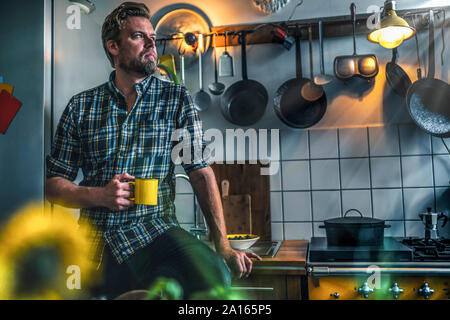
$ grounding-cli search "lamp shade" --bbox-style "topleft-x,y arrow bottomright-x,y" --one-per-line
368,8 -> 415,49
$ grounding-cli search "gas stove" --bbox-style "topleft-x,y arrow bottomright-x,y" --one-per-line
402,237 -> 450,262
307,237 -> 450,300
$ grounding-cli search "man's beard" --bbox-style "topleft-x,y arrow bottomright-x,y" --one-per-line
119,52 -> 157,76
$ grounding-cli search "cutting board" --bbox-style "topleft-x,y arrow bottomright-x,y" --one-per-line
221,180 -> 252,235
212,163 -> 271,241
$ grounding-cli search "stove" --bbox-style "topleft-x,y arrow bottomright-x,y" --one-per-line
307,237 -> 450,300
402,237 -> 450,262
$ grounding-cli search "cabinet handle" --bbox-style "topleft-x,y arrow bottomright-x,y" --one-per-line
231,286 -> 274,291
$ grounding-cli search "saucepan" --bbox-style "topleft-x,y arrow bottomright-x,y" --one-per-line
319,209 -> 391,246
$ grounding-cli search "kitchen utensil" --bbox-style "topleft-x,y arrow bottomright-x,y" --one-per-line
386,47 -> 412,97
301,25 -> 324,101
406,10 -> 450,138
314,20 -> 333,85
221,180 -> 252,235
319,209 -> 391,246
211,163 -> 271,241
193,35 -> 212,112
273,26 -> 327,129
0,90 -> 23,134
419,207 -> 449,241
413,22 -> 422,80
179,50 -> 186,85
220,31 -> 268,126
334,3 -> 379,80
218,32 -> 234,77
208,33 -> 225,95
227,234 -> 260,250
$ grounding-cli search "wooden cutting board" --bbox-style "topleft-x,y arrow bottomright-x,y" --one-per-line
221,180 -> 252,235
212,163 -> 271,241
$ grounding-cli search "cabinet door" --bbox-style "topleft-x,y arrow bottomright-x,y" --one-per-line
232,275 -> 302,300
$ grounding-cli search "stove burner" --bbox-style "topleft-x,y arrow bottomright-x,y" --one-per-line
401,237 -> 450,261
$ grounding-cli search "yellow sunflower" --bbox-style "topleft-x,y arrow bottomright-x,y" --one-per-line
0,202 -> 96,300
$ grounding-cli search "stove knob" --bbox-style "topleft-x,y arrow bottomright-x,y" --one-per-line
418,283 -> 434,300
358,282 -> 374,299
389,283 -> 404,299
333,292 -> 339,299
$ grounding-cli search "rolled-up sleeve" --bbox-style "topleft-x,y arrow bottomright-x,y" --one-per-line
46,98 -> 82,181
176,86 -> 211,175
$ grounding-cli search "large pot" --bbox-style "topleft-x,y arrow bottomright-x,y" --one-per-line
319,209 -> 391,246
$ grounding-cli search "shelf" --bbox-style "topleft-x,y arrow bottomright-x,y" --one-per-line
209,6 -> 450,47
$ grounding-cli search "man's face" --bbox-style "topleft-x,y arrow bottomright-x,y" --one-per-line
115,16 -> 158,76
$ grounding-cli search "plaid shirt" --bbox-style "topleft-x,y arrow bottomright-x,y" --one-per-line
46,71 -> 210,266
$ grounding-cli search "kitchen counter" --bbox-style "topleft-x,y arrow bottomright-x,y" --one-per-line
233,240 -> 308,299
252,240 -> 308,275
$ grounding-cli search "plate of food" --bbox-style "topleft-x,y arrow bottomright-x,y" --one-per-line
227,234 -> 260,250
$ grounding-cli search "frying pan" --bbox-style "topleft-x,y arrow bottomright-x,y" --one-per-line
406,10 -> 450,138
334,3 -> 379,81
220,31 -> 268,126
273,27 -> 327,129
386,48 -> 412,97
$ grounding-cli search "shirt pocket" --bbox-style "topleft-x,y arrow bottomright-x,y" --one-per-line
137,119 -> 174,157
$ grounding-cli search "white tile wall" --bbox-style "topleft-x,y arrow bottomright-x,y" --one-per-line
175,124 -> 448,242
285,222 -> 312,240
433,155 -> 450,187
282,160 -> 310,190
339,128 -> 369,158
270,192 -> 283,222
311,191 -> 341,221
399,124 -> 432,155
309,129 -> 338,159
283,192 -> 311,221
310,159 -> 340,190
280,129 -> 309,160
372,189 -> 404,220
340,158 -> 370,189
403,188 -> 435,220
371,157 -> 402,188
369,126 -> 400,156
341,190 -> 372,217
401,156 -> 434,187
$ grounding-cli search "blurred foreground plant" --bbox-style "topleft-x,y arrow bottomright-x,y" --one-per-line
0,202 -> 95,299
144,277 -> 247,300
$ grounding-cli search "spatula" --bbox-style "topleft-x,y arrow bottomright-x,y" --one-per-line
219,32 -> 235,77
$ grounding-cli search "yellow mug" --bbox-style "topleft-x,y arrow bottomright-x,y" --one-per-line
128,178 -> 158,205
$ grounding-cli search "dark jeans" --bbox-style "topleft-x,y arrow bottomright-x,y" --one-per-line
89,227 -> 231,299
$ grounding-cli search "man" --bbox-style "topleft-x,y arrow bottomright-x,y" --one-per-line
45,2 -> 260,299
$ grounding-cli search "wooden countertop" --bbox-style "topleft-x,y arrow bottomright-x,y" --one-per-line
252,240 -> 309,275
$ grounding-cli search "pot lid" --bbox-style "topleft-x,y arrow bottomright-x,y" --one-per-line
324,209 -> 385,225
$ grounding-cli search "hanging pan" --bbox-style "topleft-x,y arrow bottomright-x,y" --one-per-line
220,31 -> 268,126
386,47 -> 412,97
273,26 -> 327,129
406,10 -> 450,138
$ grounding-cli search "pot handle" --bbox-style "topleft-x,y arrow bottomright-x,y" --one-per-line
344,208 -> 363,218
318,225 -> 325,228
384,224 -> 391,229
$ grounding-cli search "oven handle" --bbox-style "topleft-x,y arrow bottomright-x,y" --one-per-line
309,266 -> 450,276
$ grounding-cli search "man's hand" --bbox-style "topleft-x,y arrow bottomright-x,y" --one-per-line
100,173 -> 135,211
219,247 -> 262,279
